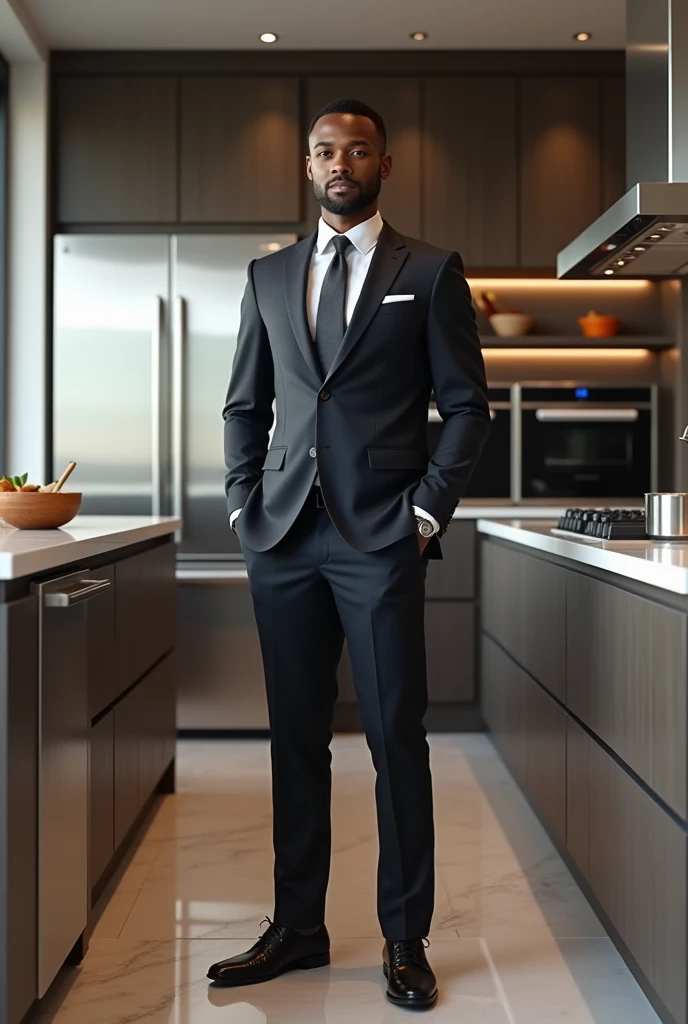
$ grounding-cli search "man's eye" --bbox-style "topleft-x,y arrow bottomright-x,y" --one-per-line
317,151 -> 331,158
352,150 -> 365,157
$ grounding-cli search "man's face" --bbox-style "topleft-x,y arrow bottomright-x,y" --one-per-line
307,113 -> 391,216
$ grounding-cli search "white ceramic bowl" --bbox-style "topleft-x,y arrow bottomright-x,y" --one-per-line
489,313 -> 535,337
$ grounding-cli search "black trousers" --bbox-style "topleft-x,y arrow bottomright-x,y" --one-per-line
241,499 -> 435,941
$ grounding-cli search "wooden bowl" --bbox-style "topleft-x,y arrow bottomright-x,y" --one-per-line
0,491 -> 82,529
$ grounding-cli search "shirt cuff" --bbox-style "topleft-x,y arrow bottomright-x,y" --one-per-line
229,508 -> 242,529
412,506 -> 440,536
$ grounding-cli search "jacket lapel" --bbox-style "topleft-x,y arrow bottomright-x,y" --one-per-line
325,222 -> 409,383
284,230 -> 322,383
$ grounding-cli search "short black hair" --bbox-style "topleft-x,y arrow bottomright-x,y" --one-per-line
307,99 -> 387,152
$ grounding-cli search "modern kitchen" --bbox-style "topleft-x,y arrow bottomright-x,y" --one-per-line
1,0 -> 687,1021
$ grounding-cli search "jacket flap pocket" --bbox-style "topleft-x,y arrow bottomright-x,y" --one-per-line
368,447 -> 426,470
262,446 -> 287,470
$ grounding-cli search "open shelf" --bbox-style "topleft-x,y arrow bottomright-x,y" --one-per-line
479,335 -> 674,349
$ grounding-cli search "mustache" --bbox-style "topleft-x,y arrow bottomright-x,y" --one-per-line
327,177 -> 360,188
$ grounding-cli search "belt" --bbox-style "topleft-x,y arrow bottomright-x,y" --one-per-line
305,485 -> 328,509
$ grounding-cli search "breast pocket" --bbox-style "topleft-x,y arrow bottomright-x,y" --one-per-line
375,301 -> 417,318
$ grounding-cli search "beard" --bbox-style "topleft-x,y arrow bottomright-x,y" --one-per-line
312,172 -> 382,215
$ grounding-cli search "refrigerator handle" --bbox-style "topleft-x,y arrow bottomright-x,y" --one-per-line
172,295 -> 186,543
151,295 -> 164,517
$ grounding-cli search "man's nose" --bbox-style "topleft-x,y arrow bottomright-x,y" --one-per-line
331,156 -> 352,175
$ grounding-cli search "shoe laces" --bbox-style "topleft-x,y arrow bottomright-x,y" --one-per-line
258,916 -> 285,946
391,937 -> 430,969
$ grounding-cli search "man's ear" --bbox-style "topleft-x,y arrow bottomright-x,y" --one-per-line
306,155 -> 313,181
380,154 -> 392,181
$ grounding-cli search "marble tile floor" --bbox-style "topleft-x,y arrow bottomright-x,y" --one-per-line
37,735 -> 661,1023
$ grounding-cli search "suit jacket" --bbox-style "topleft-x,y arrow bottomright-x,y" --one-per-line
222,221 -> 491,560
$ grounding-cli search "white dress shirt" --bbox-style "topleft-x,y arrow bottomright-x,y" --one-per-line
230,211 -> 439,536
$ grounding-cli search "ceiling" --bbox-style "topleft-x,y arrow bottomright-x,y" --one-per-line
16,0 -> 626,51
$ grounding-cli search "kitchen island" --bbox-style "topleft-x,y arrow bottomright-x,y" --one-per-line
477,518 -> 688,1024
0,515 -> 180,1024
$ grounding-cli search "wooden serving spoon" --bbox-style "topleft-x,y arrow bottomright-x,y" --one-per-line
52,461 -> 77,493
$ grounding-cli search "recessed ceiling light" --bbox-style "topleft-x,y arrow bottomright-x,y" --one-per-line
604,269 -> 615,275
410,31 -> 428,41
259,32 -> 278,43
634,246 -> 647,251
574,31 -> 592,42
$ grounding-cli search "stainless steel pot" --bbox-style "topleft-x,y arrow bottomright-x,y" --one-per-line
645,492 -> 688,539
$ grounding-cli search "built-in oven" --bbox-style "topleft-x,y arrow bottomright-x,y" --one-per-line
428,387 -> 512,499
518,385 -> 657,500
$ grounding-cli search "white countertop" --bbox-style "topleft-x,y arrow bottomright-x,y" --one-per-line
0,515 -> 181,581
477,518 -> 688,595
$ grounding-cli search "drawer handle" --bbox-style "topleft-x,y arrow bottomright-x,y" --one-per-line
44,578 -> 111,607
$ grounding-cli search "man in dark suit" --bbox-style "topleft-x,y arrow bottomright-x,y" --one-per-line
209,99 -> 490,1010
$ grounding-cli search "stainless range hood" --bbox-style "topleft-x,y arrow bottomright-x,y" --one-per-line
558,0 -> 688,279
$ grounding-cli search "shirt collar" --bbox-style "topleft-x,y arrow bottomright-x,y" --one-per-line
315,210 -> 384,256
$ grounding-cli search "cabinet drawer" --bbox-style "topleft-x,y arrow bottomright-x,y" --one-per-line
87,563 -> 115,718
425,602 -> 475,703
115,542 -> 176,697
481,634 -> 566,846
567,571 -> 687,818
481,540 -> 566,700
426,522 -> 476,599
587,737 -> 687,1024
89,712 -> 114,888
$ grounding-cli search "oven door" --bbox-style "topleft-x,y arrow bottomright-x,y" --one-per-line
521,407 -> 652,499
427,405 -> 511,499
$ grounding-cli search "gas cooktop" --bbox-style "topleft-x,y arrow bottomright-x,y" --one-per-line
555,508 -> 648,541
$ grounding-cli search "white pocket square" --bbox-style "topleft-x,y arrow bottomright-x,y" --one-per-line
381,294 -> 415,304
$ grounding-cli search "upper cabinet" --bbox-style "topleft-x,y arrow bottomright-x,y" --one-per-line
53,68 -> 625,269
304,77 -> 422,237
56,76 -> 178,224
423,77 -> 518,266
180,77 -> 301,223
519,77 -> 603,268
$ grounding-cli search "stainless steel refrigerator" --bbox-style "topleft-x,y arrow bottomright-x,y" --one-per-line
53,234 -> 297,730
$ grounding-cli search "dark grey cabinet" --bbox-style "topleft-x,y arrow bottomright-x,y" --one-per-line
0,595 -> 39,1024
519,76 -> 602,267
587,736 -> 687,1024
565,716 -> 591,880
114,649 -> 176,849
113,683 -> 141,848
56,76 -> 177,224
89,711 -> 114,890
87,563 -> 116,718
425,522 -> 476,599
481,540 -> 567,701
180,77 -> 301,223
425,602 -> 475,702
481,634 -> 567,846
423,77 -> 518,266
115,541 -> 176,698
304,77 -> 422,236
567,571 -> 688,817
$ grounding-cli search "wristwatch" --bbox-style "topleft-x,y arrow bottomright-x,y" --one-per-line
416,515 -> 435,539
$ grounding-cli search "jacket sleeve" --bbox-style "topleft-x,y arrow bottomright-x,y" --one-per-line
222,260 -> 275,519
411,251 -> 491,534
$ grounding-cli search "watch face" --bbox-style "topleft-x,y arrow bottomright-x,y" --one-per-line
418,519 -> 434,538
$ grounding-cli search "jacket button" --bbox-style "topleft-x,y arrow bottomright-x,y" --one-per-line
319,390 -> 330,401
309,447 -> 317,458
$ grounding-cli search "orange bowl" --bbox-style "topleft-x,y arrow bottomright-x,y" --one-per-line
578,314 -> 622,338
0,491 -> 82,529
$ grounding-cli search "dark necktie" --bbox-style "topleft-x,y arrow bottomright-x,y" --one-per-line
314,234 -> 353,377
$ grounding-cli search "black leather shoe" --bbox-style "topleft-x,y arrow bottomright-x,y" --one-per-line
383,939 -> 438,1009
207,918 -> 330,987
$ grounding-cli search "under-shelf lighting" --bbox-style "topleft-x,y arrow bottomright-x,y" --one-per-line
259,31 -> 278,43
574,31 -> 592,42
483,348 -> 653,359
